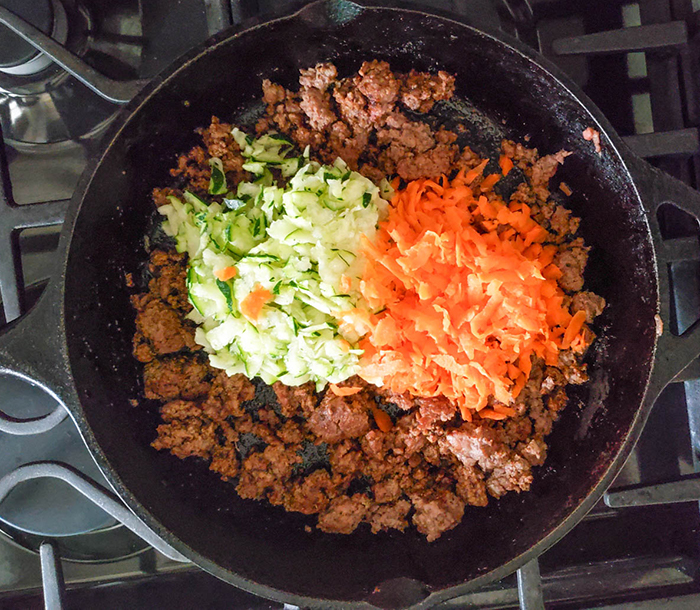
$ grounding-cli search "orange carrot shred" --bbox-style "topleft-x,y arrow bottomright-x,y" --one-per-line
561,310 -> 587,349
493,404 -> 517,417
329,384 -> 363,396
559,182 -> 572,196
214,266 -> 237,281
464,159 -> 488,184
353,170 -> 591,420
480,173 -> 501,192
240,284 -> 272,321
499,155 -> 514,176
479,409 -> 508,420
372,407 -> 393,432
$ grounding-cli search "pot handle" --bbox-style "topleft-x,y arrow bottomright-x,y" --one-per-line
627,155 -> 700,393
0,279 -> 74,434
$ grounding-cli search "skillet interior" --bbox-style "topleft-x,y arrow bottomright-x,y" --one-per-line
62,4 -> 659,602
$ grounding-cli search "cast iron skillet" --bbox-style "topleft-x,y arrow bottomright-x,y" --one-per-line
2,1 -> 700,608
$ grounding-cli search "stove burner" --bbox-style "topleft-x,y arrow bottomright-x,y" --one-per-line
0,0 -> 68,77
0,372 -> 118,537
0,0 -> 143,146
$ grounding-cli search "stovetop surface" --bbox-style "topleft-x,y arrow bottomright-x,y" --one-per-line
2,0 -> 700,608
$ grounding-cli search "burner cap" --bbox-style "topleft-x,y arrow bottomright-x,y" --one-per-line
0,0 -> 53,69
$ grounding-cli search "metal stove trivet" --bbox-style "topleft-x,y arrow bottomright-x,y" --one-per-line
1,2 -> 700,609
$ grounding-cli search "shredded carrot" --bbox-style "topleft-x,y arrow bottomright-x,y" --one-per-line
464,159 -> 488,184
214,266 -> 238,281
559,182 -> 572,196
354,172 -> 591,418
499,155 -> 514,176
478,409 -> 509,421
493,404 -> 517,417
372,406 -> 393,432
329,384 -> 362,396
561,310 -> 587,350
480,173 -> 501,191
240,284 -> 272,321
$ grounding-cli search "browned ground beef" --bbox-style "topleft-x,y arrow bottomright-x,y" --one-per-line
130,61 -> 605,543
256,60 -> 459,182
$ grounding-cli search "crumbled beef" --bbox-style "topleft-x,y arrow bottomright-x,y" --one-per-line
152,400 -> 217,459
548,387 -> 569,414
582,127 -> 602,154
299,62 -> 337,91
415,396 -> 455,430
283,470 -> 333,514
454,464 -> 488,507
277,419 -> 304,444
152,187 -> 182,208
376,112 -> 458,180
411,490 -> 465,542
170,145 -> 209,193
203,372 -> 255,419
357,60 -> 400,122
133,341 -> 155,363
399,70 -> 455,113
300,87 -> 336,131
372,477 -> 402,504
524,392 -> 556,437
143,356 -> 211,401
367,499 -> 411,533
259,61 -> 460,181
329,440 -> 363,476
444,424 -> 502,469
502,139 -> 538,168
308,393 -> 371,443
549,205 -> 580,240
380,390 -> 415,411
540,367 -> 567,395
518,438 -> 548,467
318,495 -> 370,535
147,250 -> 190,312
236,452 -> 280,500
358,61 -> 400,104
200,116 -> 244,174
272,381 -> 317,418
502,415 -> 533,444
485,453 -> 533,498
262,79 -> 286,104
133,298 -> 197,356
529,151 -> 572,200
209,445 -> 240,479
333,77 -> 373,132
571,291 -> 606,323
558,350 -> 589,385
170,117 -> 248,195
554,241 -> 589,292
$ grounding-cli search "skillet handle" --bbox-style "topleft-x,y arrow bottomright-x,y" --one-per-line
627,155 -> 700,393
0,279 -> 73,434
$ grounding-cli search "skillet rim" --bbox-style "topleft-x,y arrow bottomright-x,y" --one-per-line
56,2 -> 660,607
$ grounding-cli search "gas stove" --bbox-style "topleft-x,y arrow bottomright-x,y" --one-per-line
2,1 -> 700,608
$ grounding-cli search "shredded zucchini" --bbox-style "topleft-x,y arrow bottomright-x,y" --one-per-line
158,129 -> 389,388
